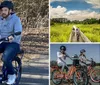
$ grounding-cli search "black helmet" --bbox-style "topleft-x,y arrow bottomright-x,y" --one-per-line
80,49 -> 86,53
0,1 -> 14,10
60,45 -> 66,51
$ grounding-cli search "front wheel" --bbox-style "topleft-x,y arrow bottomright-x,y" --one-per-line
90,69 -> 100,83
51,70 -> 62,85
73,69 -> 88,85
11,57 -> 22,85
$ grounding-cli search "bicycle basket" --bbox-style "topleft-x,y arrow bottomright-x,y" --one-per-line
91,61 -> 96,67
73,54 -> 79,66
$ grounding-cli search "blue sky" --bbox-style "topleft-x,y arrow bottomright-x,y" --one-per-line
50,0 -> 100,20
50,44 -> 100,64
51,0 -> 100,12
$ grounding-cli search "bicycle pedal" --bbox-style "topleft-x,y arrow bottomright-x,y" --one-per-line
0,77 -> 2,80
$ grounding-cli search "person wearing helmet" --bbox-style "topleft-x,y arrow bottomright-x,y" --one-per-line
0,1 -> 22,84
57,45 -> 69,72
79,49 -> 89,65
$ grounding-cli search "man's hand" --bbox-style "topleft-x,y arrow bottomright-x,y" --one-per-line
8,36 -> 14,42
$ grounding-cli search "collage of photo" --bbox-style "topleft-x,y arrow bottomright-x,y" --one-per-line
50,0 -> 100,85
0,0 -> 99,85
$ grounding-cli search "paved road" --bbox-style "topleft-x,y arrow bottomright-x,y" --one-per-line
19,54 -> 49,85
69,26 -> 90,42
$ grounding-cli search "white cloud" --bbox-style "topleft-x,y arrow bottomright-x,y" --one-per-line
51,0 -> 71,3
85,0 -> 100,9
50,6 -> 100,21
66,10 -> 82,15
67,10 -> 100,21
50,6 -> 67,18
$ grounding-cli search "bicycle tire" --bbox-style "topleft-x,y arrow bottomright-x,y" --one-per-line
90,68 -> 100,83
73,69 -> 88,85
51,70 -> 62,85
6,57 -> 22,85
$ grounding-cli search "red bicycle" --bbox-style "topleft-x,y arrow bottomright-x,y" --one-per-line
51,55 -> 88,85
81,58 -> 100,83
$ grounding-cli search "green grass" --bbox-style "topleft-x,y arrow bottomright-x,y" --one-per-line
50,23 -> 100,42
50,23 -> 72,42
76,24 -> 100,42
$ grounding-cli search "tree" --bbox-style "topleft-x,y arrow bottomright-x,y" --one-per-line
0,0 -> 49,30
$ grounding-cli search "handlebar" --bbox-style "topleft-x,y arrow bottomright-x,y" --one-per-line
65,53 -> 96,66
68,56 -> 80,61
0,32 -> 21,42
80,58 -> 96,67
0,37 -> 9,42
68,56 -> 90,67
11,32 -> 21,36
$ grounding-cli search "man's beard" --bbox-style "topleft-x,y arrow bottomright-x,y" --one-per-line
2,12 -> 10,18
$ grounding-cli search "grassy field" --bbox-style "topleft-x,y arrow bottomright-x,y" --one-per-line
50,23 -> 100,42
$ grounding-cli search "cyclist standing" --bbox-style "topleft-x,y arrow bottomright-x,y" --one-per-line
57,45 -> 69,72
0,1 -> 22,84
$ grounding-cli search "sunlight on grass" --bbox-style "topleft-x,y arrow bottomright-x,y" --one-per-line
50,23 -> 100,42
50,23 -> 72,42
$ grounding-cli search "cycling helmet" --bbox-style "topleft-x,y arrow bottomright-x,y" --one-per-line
60,45 -> 66,51
0,1 -> 14,10
80,49 -> 86,53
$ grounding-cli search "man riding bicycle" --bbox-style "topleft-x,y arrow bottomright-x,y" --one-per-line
57,45 -> 69,72
0,1 -> 22,84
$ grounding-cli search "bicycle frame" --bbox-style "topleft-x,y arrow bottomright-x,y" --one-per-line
87,65 -> 94,76
51,65 -> 79,80
0,51 -> 24,84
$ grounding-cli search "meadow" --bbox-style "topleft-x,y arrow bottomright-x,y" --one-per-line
50,23 -> 100,42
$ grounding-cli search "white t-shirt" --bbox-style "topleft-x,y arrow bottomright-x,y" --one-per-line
57,52 -> 69,64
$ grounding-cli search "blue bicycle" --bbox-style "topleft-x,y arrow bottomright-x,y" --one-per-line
0,32 -> 24,85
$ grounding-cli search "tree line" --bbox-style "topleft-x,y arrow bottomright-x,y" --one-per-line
50,60 -> 100,67
51,18 -> 100,25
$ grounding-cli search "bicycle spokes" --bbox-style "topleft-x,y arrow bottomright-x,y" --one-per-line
52,70 -> 62,85
91,69 -> 100,82
73,70 -> 88,85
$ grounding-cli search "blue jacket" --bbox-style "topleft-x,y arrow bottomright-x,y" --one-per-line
0,13 -> 22,44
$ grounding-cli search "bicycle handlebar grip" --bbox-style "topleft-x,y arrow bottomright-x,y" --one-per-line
0,37 -> 9,42
0,32 -> 21,42
11,32 -> 21,37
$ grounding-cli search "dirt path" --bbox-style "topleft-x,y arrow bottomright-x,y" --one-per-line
71,34 -> 76,42
71,33 -> 84,42
70,31 -> 88,42
69,26 -> 90,42
78,36 -> 84,42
